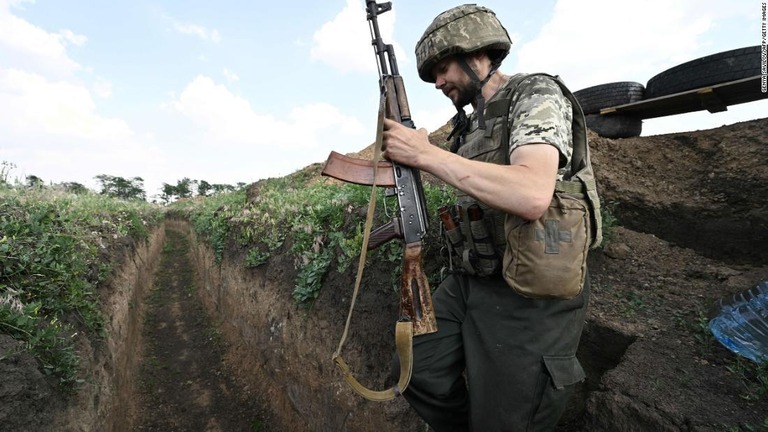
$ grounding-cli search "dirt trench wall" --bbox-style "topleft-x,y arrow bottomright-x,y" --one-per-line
589,118 -> 768,265
64,225 -> 166,432
95,226 -> 166,431
0,226 -> 166,432
176,219 -> 426,431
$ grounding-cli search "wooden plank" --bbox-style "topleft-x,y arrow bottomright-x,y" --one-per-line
598,76 -> 767,120
698,88 -> 728,113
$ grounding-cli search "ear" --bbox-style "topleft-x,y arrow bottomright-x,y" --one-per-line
467,51 -> 492,74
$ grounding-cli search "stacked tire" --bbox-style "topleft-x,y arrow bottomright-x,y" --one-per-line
573,81 -> 645,139
645,46 -> 761,98
570,45 -> 763,140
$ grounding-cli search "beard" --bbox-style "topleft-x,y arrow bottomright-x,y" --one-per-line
450,80 -> 482,109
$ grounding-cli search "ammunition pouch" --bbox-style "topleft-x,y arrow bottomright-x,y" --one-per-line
439,204 -> 501,277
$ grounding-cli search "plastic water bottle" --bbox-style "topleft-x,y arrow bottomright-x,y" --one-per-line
708,280 -> 768,365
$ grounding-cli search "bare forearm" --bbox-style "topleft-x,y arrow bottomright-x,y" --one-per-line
417,146 -> 555,220
381,118 -> 558,220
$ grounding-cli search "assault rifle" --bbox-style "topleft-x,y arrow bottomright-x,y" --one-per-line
323,0 -> 437,401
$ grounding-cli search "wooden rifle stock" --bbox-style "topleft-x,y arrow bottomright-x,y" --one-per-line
368,219 -> 401,250
401,242 -> 437,335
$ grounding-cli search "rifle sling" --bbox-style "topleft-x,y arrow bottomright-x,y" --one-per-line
331,92 -> 414,401
334,322 -> 413,401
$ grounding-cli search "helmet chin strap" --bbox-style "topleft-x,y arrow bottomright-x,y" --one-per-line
447,57 -> 500,152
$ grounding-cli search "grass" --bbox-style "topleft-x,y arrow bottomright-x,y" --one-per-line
725,358 -> 768,402
599,200 -> 619,246
169,171 -> 455,308
0,185 -> 163,392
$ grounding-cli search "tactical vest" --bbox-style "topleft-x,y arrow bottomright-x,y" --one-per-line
440,73 -> 602,297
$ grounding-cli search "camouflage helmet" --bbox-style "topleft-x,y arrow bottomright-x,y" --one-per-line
415,4 -> 512,83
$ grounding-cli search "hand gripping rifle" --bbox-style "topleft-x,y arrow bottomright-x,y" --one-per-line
323,0 -> 437,401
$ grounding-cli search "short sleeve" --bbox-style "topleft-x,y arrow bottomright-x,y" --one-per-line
507,75 -> 573,172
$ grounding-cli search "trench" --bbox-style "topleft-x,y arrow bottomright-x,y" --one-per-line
0,217 -> 677,431
48,219 -> 633,431
129,220 -> 634,431
133,224 -> 270,431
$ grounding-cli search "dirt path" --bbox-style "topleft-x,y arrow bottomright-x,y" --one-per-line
135,226 -> 269,431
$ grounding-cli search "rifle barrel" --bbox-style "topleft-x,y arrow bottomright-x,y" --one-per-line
366,0 -> 390,76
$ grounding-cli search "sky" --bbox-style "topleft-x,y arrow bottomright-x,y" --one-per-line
1,0 -> 766,200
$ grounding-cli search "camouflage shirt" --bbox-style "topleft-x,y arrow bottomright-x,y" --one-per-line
451,72 -> 578,253
479,73 -> 573,179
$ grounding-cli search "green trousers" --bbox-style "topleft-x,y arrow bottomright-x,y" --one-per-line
398,273 -> 589,431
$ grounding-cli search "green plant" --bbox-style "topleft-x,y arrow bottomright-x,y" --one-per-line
168,174 -> 458,309
293,249 -> 334,307
691,306 -> 714,347
250,419 -> 265,432
244,248 -> 270,268
600,201 -> 619,245
671,304 -> 717,360
327,229 -> 361,273
172,188 -> 246,263
621,290 -> 646,316
170,177 -> 367,305
0,186 -> 163,392
1,160 -> 17,185
725,358 -> 768,402
0,300 -> 82,392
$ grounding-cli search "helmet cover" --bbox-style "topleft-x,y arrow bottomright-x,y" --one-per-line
415,4 -> 512,83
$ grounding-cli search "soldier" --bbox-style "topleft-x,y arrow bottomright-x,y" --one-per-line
382,4 -> 600,431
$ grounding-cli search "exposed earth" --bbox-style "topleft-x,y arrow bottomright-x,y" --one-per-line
1,116 -> 767,431
133,227 -> 271,431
